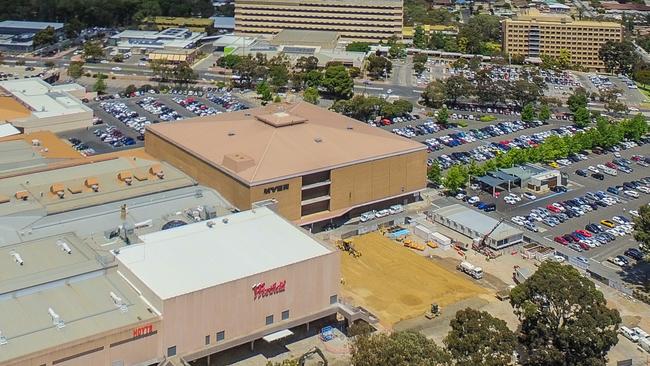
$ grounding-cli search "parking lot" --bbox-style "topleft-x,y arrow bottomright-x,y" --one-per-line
446,143 -> 650,284
58,90 -> 247,155
576,72 -> 647,107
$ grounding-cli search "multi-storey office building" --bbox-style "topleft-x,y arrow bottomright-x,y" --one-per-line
502,11 -> 623,70
234,0 -> 403,42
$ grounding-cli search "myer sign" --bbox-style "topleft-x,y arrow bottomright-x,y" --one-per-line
263,184 -> 289,194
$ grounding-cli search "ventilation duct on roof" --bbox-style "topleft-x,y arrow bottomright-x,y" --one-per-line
0,330 -> 7,345
57,239 -> 72,255
222,153 -> 255,172
110,291 -> 128,313
48,307 -> 65,329
10,251 -> 23,266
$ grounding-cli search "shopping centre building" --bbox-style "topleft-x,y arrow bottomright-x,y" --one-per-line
0,207 -> 341,366
145,101 -> 427,226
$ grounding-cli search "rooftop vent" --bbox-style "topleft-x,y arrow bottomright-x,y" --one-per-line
48,307 -> 65,329
57,239 -> 72,255
222,153 -> 255,172
9,190 -> 25,200
110,291 -> 128,313
346,126 -> 354,130
255,111 -> 307,127
222,218 -> 229,224
0,330 -> 7,345
85,177 -> 99,192
10,251 -> 23,266
314,137 -> 323,143
50,183 -> 65,199
227,131 -> 235,136
149,165 -> 165,179
118,171 -> 133,185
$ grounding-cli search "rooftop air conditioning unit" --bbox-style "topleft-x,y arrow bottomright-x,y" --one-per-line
10,251 -> 23,266
57,239 -> 72,255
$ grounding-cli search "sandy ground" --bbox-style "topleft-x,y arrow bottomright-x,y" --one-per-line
339,232 -> 490,328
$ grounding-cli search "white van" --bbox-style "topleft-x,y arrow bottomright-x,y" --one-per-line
620,326 -> 639,342
359,211 -> 376,223
640,337 -> 650,353
633,327 -> 649,340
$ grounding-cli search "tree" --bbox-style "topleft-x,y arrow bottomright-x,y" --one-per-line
269,64 -> 289,90
33,26 -> 57,48
218,54 -> 242,69
124,84 -> 137,96
458,14 -> 501,54
350,331 -> 451,366
444,308 -> 517,366
444,165 -> 468,192
599,40 -> 639,75
634,205 -> 650,256
64,17 -> 84,38
67,61 -> 84,80
304,70 -> 323,88
93,73 -> 107,94
173,62 -> 197,84
367,55 -> 392,79
413,53 -> 428,65
233,55 -> 267,88
295,56 -> 319,73
413,25 -> 428,49
422,80 -> 447,108
388,42 -> 406,59
538,104 -> 551,122
112,53 -> 124,63
303,87 -> 319,105
510,79 -> 544,107
256,80 -> 272,105
437,106 -> 449,126
349,66 -> 361,78
573,106 -> 591,128
521,103 -> 536,123
321,65 -> 353,99
567,87 -> 588,113
510,261 -> 621,366
428,162 -> 443,186
445,75 -> 472,104
83,41 -> 104,62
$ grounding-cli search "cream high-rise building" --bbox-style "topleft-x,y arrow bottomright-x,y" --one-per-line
234,0 -> 403,42
502,10 -> 623,70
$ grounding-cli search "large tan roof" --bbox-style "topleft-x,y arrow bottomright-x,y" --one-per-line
146,102 -> 425,185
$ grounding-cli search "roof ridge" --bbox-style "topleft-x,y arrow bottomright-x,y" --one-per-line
249,127 -> 278,182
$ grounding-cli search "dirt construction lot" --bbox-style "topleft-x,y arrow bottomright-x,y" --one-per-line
340,232 -> 490,327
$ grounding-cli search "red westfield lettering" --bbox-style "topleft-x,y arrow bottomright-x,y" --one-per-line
133,324 -> 154,338
252,280 -> 286,299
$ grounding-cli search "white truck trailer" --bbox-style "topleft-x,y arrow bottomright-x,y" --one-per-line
457,261 -> 483,279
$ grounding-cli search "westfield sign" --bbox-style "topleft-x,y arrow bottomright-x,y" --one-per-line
252,280 -> 286,299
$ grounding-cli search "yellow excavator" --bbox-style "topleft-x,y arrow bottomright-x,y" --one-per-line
336,239 -> 361,257
298,347 -> 327,366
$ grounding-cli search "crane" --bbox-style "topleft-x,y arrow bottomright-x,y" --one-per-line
298,347 -> 328,366
474,218 -> 506,251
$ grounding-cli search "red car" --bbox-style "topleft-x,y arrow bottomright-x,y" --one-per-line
606,162 -> 618,169
578,241 -> 590,250
554,236 -> 569,245
575,229 -> 592,238
547,205 -> 562,213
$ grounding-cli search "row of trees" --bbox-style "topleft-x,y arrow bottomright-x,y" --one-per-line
149,60 -> 198,85
331,95 -> 413,121
347,261 -> 621,366
421,69 -> 546,108
217,53 -> 356,100
3,0 -> 213,30
431,114 -> 648,192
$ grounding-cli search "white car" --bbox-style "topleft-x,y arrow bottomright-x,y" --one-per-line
630,210 -> 640,218
523,192 -> 536,200
376,209 -> 390,218
529,212 -> 543,222
456,193 -> 466,200
553,255 -> 566,263
638,186 -> 650,194
389,205 -> 404,214
505,197 -> 517,205
470,183 -> 480,190
610,257 -> 626,267
467,196 -> 480,204
597,164 -> 607,170
111,66 -> 122,71
612,216 -> 627,225
511,216 -> 526,226
588,166 -> 599,173
507,194 -> 521,202
624,190 -> 640,198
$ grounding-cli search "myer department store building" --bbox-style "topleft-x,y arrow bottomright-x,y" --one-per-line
145,102 -> 427,227
0,207 -> 340,366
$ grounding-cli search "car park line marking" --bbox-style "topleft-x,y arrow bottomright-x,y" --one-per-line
354,86 -> 384,91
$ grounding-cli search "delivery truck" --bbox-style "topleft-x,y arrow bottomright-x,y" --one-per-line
457,261 -> 483,279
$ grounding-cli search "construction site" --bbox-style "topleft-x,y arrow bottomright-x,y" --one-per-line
337,231 -> 491,327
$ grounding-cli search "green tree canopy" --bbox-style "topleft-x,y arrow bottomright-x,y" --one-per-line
510,261 -> 621,366
538,104 -> 551,122
567,87 -> 589,113
303,86 -> 319,105
33,26 -> 57,48
413,25 -> 428,49
573,106 -> 591,128
256,80 -> 272,104
422,80 -> 447,108
83,41 -> 104,62
295,56 -> 319,73
67,61 -> 84,80
428,162 -> 443,186
93,73 -> 107,94
321,65 -> 353,99
367,54 -> 392,79
444,165 -> 468,192
351,330 -> 451,366
599,40 -> 639,75
346,42 -> 370,53
634,205 -> 650,256
444,308 -> 517,366
521,103 -> 536,123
